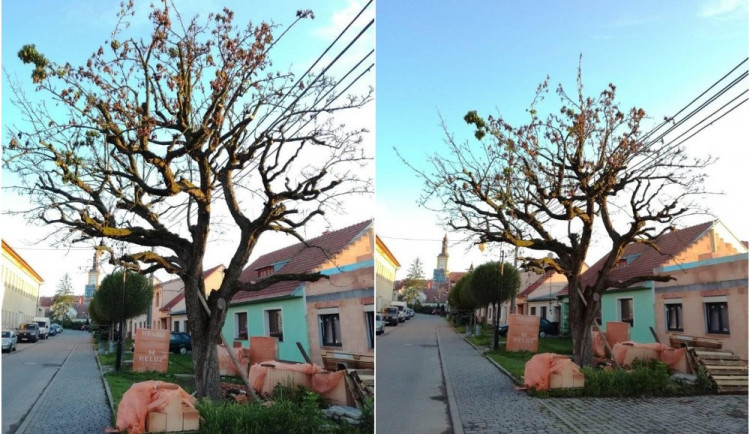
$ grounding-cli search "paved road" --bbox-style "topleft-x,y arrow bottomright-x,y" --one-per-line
1,330 -> 112,434
376,314 -> 452,434
437,318 -> 749,434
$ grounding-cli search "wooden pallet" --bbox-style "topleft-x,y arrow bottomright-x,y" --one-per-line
687,346 -> 748,394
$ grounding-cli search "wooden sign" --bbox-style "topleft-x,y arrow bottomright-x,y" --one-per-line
506,314 -> 540,352
133,328 -> 170,373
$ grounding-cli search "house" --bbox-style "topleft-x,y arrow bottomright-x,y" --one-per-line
2,240 -> 44,330
225,220 -> 375,365
375,235 -> 400,311
653,251 -> 748,359
559,220 -> 747,343
125,265 -> 224,338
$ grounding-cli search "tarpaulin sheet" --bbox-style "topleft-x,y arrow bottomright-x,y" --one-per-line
611,341 -> 688,373
113,381 -> 195,434
524,353 -> 583,391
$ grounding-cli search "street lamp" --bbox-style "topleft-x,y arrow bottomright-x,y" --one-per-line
115,268 -> 126,372
492,250 -> 505,351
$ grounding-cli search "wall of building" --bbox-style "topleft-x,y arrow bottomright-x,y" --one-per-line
305,264 -> 375,366
600,287 -> 655,343
654,253 -> 748,360
375,238 -> 399,312
223,295 -> 310,363
2,243 -> 43,330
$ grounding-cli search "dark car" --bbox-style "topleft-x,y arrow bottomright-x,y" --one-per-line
498,317 -> 559,338
169,332 -> 192,354
382,307 -> 399,326
17,323 -> 40,342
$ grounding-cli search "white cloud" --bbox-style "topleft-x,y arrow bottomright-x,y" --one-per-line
699,0 -> 747,17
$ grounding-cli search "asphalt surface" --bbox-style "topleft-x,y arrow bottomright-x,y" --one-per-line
376,314 -> 452,434
1,330 -> 112,434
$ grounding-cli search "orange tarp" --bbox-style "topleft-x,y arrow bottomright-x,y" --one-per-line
217,343 -> 252,377
113,381 -> 196,434
248,361 -> 348,405
592,330 -> 606,358
249,336 -> 279,365
611,341 -> 688,373
524,353 -> 584,391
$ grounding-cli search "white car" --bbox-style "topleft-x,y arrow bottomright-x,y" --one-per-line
375,314 -> 385,335
2,330 -> 18,352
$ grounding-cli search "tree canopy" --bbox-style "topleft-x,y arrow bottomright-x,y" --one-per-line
410,68 -> 712,365
89,271 -> 153,324
468,261 -> 520,309
50,273 -> 76,321
4,1 -> 373,399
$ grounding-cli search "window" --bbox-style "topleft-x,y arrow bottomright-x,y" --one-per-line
365,311 -> 374,349
666,303 -> 683,332
541,306 -> 547,320
258,267 -> 274,277
619,298 -> 633,326
530,306 -> 537,316
320,313 -> 342,347
266,309 -> 283,342
705,302 -> 729,334
235,312 -> 248,339
173,321 -> 180,332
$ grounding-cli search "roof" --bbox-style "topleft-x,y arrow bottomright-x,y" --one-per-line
159,264 -> 225,312
231,220 -> 372,304
1,240 -> 44,283
376,236 -> 401,269
518,271 -> 553,298
559,220 -> 714,296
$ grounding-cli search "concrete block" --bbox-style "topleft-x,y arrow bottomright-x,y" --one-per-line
146,412 -> 167,433
183,408 -> 200,431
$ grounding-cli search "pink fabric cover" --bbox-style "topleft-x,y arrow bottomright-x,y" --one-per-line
524,353 -> 583,391
611,341 -> 688,372
114,381 -> 195,434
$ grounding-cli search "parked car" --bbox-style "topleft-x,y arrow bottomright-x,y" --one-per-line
17,323 -> 40,343
48,325 -> 57,337
2,330 -> 18,352
497,317 -> 559,337
32,317 -> 51,339
375,314 -> 385,335
51,324 -> 63,335
406,308 -> 415,319
169,332 -> 192,354
382,307 -> 399,326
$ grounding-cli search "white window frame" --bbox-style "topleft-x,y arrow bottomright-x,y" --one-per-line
617,297 -> 634,327
664,299 -> 683,332
264,307 -> 284,342
234,311 -> 249,340
318,308 -> 342,347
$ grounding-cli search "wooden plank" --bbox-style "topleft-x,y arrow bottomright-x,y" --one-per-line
707,369 -> 748,376
694,353 -> 740,361
717,385 -> 749,394
701,359 -> 747,367
705,365 -> 748,371
691,347 -> 734,354
713,379 -> 748,386
711,375 -> 748,381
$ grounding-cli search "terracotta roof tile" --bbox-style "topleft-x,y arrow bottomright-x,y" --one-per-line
231,220 -> 372,304
559,221 -> 713,296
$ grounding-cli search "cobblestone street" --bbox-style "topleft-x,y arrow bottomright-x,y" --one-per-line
437,321 -> 748,434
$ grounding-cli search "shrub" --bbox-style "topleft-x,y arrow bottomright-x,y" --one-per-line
197,398 -> 332,434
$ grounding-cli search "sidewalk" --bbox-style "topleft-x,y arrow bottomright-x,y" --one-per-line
436,321 -> 574,434
17,339 -> 113,434
436,322 -> 748,434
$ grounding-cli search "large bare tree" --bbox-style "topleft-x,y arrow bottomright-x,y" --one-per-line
409,69 -> 712,366
3,1 -> 373,399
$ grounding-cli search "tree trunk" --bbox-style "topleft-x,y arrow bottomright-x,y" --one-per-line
568,278 -> 596,367
183,272 -> 223,400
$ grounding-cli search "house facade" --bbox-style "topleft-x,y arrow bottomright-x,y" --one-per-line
559,220 -> 746,342
2,241 -> 44,330
375,235 -> 400,311
225,221 -> 375,365
654,252 -> 748,359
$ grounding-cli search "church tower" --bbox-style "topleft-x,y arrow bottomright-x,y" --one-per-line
433,234 -> 449,282
84,246 -> 103,298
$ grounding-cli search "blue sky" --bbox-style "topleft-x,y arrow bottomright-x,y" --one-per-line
376,0 -> 749,277
1,0 -> 374,296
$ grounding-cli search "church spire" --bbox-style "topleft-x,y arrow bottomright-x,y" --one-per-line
441,233 -> 448,255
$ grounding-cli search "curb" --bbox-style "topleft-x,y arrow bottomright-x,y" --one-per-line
436,325 -> 464,434
462,336 -> 585,434
95,341 -> 117,424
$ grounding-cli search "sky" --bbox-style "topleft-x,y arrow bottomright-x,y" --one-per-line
376,0 -> 749,279
1,0 -> 374,297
